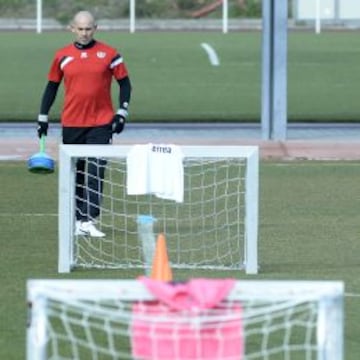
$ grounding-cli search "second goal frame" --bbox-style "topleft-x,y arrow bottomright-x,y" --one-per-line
27,279 -> 344,360
58,144 -> 259,274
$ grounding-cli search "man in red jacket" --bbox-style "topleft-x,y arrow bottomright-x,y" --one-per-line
37,10 -> 132,237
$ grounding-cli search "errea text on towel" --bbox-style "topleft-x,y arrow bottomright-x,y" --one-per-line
152,145 -> 172,154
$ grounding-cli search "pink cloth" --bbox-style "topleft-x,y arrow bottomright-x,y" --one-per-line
139,277 -> 236,310
131,277 -> 244,360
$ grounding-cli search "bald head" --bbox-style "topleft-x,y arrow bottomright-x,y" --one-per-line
70,11 -> 97,45
72,11 -> 96,27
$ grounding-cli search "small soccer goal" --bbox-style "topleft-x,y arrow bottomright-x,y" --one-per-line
58,144 -> 259,274
26,279 -> 344,360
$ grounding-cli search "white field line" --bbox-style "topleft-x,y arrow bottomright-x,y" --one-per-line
0,155 -> 23,160
0,213 -> 57,217
200,42 -> 220,66
345,293 -> 360,298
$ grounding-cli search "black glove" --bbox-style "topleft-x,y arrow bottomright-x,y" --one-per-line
112,109 -> 128,134
37,115 -> 49,138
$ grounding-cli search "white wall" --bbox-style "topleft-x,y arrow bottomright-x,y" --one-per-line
295,0 -> 360,21
340,0 -> 360,19
296,0 -> 335,20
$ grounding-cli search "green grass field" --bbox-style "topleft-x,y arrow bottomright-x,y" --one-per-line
1,160 -> 360,358
1,30 -> 360,122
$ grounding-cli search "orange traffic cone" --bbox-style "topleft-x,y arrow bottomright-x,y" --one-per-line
150,233 -> 173,281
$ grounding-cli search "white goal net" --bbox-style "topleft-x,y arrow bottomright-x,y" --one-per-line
58,144 -> 259,274
27,279 -> 344,360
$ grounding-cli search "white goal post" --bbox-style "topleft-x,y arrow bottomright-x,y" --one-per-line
58,144 -> 259,274
27,279 -> 344,360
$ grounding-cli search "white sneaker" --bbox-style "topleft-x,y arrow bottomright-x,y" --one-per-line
75,220 -> 105,238
75,221 -> 82,236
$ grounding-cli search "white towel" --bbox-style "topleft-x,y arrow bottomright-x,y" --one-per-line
126,143 -> 184,203
126,144 -> 149,195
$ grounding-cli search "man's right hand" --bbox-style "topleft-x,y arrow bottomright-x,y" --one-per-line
37,114 -> 49,138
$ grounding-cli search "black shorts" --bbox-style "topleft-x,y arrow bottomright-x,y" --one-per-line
62,124 -> 112,145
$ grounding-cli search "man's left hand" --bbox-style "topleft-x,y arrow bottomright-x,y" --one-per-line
112,109 -> 128,134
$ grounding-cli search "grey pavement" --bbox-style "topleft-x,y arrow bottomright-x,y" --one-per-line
2,122 -> 360,141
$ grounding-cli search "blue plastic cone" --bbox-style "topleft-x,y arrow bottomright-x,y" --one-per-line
27,135 -> 55,174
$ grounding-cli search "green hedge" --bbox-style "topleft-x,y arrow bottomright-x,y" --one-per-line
0,0 -> 264,23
